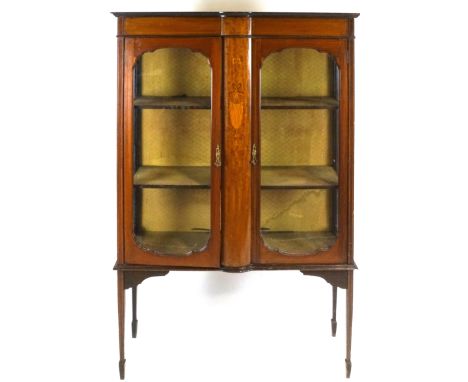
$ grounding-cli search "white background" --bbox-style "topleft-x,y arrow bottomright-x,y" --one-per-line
1,0 -> 467,381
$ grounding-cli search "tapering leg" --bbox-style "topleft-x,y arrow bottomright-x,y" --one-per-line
132,286 -> 138,338
331,285 -> 337,337
118,271 -> 126,380
345,271 -> 354,378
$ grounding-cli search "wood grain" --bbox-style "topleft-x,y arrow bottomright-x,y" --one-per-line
222,18 -> 252,267
347,20 -> 355,264
117,37 -> 125,264
123,17 -> 221,36
221,16 -> 251,35
117,271 -> 125,379
252,18 -> 349,37
346,270 -> 354,377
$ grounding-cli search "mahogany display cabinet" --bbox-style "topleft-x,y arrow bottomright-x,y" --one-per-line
113,11 -> 359,379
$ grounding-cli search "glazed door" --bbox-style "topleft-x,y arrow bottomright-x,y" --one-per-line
252,39 -> 349,264
123,38 -> 222,267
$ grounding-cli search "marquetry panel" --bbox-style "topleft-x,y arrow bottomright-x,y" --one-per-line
222,33 -> 251,267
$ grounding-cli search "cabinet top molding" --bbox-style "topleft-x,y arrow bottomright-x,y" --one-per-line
112,12 -> 360,18
115,13 -> 358,38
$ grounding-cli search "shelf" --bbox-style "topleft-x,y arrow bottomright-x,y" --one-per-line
133,96 -> 337,109
134,166 -> 336,189
134,166 -> 210,188
134,96 -> 211,109
135,231 -> 210,255
262,97 -> 338,109
261,166 -> 338,188
261,231 -> 337,254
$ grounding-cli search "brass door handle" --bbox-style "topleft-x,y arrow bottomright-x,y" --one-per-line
251,143 -> 257,165
215,144 -> 221,167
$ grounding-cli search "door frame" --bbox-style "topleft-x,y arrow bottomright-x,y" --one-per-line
121,37 -> 222,267
251,38 -> 350,265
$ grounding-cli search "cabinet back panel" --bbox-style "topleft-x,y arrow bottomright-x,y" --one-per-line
262,48 -> 331,97
139,189 -> 210,232
261,189 -> 332,232
140,110 -> 211,166
261,110 -> 331,166
260,48 -> 333,166
141,48 -> 211,97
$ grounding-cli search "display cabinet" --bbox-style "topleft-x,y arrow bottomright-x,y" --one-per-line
113,12 -> 358,379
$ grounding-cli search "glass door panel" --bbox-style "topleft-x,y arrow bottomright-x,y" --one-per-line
133,48 -> 212,255
261,189 -> 336,254
260,48 -> 339,255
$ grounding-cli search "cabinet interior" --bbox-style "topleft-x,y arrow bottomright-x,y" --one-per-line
260,48 -> 339,255
133,48 -> 212,254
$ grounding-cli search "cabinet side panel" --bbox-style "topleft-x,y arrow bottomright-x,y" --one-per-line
348,20 -> 355,264
117,36 -> 125,264
222,35 -> 252,267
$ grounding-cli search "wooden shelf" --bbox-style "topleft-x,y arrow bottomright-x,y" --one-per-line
134,166 -> 210,188
261,231 -> 337,254
133,96 -> 336,109
135,231 -> 210,255
134,166 -> 337,189
262,97 -> 338,109
134,96 -> 211,109
261,166 -> 338,188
